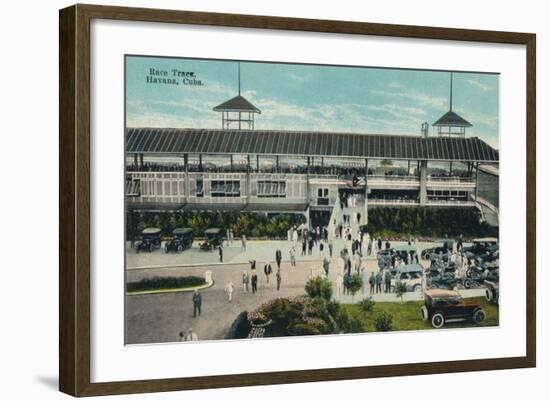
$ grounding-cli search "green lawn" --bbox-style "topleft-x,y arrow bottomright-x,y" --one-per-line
342,297 -> 499,332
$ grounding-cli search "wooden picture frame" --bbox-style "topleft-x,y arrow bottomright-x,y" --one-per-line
59,3 -> 536,397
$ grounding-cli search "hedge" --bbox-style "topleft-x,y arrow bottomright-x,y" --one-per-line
361,207 -> 498,239
126,276 -> 205,293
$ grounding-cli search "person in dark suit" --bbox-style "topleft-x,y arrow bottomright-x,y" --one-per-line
376,272 -> 383,294
275,249 -> 282,269
322,257 -> 330,276
276,269 -> 282,291
384,270 -> 392,293
264,263 -> 272,283
457,234 -> 463,252
369,273 -> 375,295
251,273 -> 258,294
218,246 -> 223,263
192,290 -> 202,317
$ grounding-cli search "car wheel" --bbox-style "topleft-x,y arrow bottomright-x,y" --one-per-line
177,245 -> 183,253
431,312 -> 445,329
413,284 -> 422,292
421,306 -> 428,320
485,288 -> 493,302
149,244 -> 154,253
473,309 -> 486,324
165,245 -> 169,253
463,279 -> 472,289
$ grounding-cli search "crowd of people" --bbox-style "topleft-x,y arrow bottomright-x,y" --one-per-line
175,184 -> 499,343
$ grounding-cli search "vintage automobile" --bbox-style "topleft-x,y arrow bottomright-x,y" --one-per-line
165,228 -> 193,253
426,271 -> 459,290
462,237 -> 498,258
391,263 -> 424,292
199,228 -> 224,251
421,289 -> 486,328
377,245 -> 417,270
463,261 -> 499,289
135,227 -> 162,253
377,249 -> 394,269
393,244 -> 418,261
484,280 -> 499,304
421,239 -> 454,260
475,249 -> 499,265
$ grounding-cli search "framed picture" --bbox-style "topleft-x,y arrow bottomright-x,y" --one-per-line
59,4 -> 536,397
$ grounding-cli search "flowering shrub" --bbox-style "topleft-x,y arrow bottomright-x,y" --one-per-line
247,311 -> 268,323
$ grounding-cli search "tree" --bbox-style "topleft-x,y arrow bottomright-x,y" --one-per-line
348,273 -> 362,302
305,277 -> 333,302
395,281 -> 407,302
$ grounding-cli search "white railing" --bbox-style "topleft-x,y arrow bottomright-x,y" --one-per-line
186,196 -> 248,204
425,200 -> 476,207
368,175 -> 419,182
368,199 -> 419,206
368,198 -> 476,207
189,172 -> 247,180
427,176 -> 475,183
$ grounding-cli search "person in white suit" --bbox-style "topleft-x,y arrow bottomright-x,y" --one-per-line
336,273 -> 344,297
224,281 -> 234,302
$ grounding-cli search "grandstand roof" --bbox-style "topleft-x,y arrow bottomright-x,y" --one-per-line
126,128 -> 498,162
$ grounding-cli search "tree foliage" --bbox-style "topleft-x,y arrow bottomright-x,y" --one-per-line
347,273 -> 363,301
305,277 -> 333,302
126,211 -> 305,240
395,281 -> 407,302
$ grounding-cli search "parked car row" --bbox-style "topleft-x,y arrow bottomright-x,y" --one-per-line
376,239 -> 499,303
420,237 -> 498,261
133,227 -> 225,253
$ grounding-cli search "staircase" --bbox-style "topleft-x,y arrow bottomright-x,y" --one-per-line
327,194 -> 366,240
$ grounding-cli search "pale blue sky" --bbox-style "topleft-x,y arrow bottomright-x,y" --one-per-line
126,56 -> 500,148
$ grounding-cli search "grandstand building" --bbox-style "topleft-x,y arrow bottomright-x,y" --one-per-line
125,79 -> 499,227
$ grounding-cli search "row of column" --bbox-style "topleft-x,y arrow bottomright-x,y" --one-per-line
131,153 -> 480,207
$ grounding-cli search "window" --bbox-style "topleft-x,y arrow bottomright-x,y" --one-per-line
317,188 -> 329,198
211,180 -> 241,197
427,190 -> 468,201
196,180 -> 204,197
125,178 -> 141,197
257,180 -> 286,197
